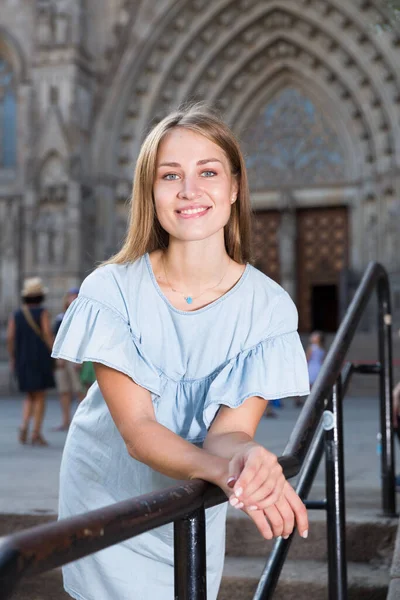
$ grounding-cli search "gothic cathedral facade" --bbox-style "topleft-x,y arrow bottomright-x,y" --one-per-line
1,0 -> 400,333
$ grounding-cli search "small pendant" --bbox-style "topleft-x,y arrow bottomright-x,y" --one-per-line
185,296 -> 193,304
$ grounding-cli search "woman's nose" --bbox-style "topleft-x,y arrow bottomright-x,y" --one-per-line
177,175 -> 201,200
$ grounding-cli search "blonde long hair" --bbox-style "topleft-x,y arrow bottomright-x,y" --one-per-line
104,104 -> 253,266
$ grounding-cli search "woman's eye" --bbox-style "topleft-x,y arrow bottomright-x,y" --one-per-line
163,173 -> 179,180
201,170 -> 217,177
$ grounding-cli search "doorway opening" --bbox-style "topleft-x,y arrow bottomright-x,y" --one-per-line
311,284 -> 338,332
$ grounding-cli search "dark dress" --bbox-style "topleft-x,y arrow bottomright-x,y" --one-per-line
13,306 -> 55,392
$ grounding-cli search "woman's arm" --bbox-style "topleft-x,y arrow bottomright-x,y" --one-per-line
6,316 -> 15,369
95,363 -> 228,489
40,309 -> 55,350
204,397 -> 308,539
95,363 -> 308,540
203,396 -> 266,458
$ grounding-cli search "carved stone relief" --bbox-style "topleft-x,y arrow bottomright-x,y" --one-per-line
34,208 -> 68,267
241,86 -> 346,188
116,0 -> 400,181
0,198 -> 20,330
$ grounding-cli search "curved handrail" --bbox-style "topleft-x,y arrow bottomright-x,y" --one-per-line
0,261 -> 395,600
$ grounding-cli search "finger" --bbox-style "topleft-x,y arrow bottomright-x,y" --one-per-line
272,495 -> 295,538
284,483 -> 309,538
227,453 -> 245,486
244,508 -> 273,540
246,464 -> 285,508
263,504 -> 284,538
232,458 -> 263,500
236,464 -> 273,506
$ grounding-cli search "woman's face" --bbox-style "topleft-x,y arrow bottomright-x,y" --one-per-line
153,128 -> 238,243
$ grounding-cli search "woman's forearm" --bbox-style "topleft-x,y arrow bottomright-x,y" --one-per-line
203,431 -> 256,460
126,418 -> 228,485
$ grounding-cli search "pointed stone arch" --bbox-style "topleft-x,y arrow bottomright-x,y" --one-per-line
90,0 -> 400,285
108,0 -> 400,180
0,27 -> 27,83
235,72 -> 354,186
232,69 -> 356,175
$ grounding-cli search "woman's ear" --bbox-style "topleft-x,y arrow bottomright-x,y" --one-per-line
231,179 -> 239,204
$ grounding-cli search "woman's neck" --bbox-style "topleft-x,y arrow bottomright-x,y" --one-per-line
161,239 -> 230,292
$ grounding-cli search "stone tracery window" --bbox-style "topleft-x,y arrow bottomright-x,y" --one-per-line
0,57 -> 16,168
242,87 -> 346,189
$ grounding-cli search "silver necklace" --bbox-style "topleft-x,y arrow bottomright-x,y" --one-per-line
161,254 -> 231,305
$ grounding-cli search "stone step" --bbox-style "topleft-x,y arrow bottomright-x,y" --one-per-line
225,508 -> 397,564
5,558 -> 390,600
218,557 -> 389,600
5,569 -> 68,600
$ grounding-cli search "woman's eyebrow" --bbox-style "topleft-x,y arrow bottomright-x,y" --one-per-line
157,158 -> 222,168
197,158 -> 222,166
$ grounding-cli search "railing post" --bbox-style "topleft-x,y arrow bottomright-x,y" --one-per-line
324,377 -> 347,600
377,277 -> 396,516
174,506 -> 207,600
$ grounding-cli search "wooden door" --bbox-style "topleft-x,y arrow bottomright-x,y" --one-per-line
297,207 -> 348,332
252,211 -> 281,283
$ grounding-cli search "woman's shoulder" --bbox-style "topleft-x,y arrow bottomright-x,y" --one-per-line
81,258 -> 145,293
245,264 -> 299,336
247,264 -> 293,307
78,257 -> 146,319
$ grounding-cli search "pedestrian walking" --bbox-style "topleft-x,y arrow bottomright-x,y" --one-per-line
52,104 -> 310,600
52,287 -> 84,431
306,331 -> 326,389
6,277 -> 55,446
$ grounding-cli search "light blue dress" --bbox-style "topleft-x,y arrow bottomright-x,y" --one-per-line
52,253 -> 309,600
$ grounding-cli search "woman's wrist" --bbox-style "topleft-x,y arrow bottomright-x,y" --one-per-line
189,452 -> 228,488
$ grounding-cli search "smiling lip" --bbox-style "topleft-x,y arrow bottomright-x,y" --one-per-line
175,205 -> 212,219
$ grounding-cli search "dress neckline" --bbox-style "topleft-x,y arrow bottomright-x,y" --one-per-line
144,252 -> 251,316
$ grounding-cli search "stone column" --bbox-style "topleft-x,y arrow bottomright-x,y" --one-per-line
95,179 -> 117,261
278,191 -> 297,302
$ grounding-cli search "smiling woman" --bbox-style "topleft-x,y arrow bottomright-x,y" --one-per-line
52,103 -> 310,600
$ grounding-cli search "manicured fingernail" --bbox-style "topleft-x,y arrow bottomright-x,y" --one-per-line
230,497 -> 239,507
302,530 -> 308,539
283,535 -> 290,540
227,477 -> 236,488
248,505 -> 258,511
235,502 -> 244,509
235,487 -> 243,498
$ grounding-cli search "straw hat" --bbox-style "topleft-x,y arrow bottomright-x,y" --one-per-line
21,277 -> 48,298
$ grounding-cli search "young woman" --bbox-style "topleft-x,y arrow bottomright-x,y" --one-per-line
7,277 -> 55,446
52,105 -> 310,600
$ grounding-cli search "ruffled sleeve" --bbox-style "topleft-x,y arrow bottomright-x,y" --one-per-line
52,269 -> 164,397
203,292 -> 310,427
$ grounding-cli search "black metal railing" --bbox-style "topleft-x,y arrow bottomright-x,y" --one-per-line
0,262 -> 396,600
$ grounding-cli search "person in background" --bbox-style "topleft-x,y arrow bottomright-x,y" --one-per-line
79,360 -> 96,394
53,287 -> 84,431
306,330 -> 326,389
391,381 -> 400,491
7,277 -> 55,446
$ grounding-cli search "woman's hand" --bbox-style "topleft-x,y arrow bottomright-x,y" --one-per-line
227,443 -> 286,510
242,481 -> 308,540
224,443 -> 308,540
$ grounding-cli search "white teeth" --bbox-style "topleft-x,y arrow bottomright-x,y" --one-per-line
179,207 -> 209,215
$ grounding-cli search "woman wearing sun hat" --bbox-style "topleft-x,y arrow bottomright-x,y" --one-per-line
6,277 -> 55,445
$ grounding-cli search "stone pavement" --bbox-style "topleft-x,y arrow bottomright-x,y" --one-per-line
0,392 -> 398,516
